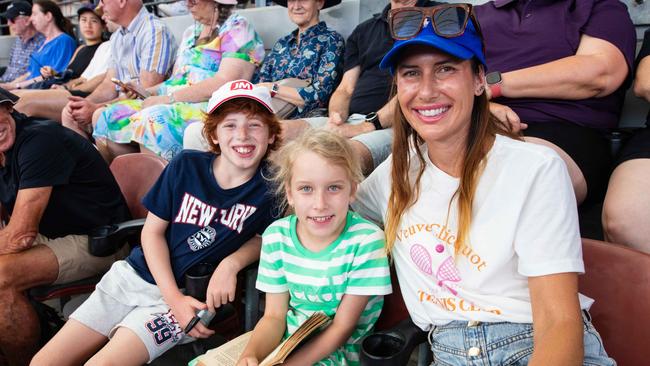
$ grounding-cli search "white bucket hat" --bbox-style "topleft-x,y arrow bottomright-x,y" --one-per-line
207,80 -> 275,114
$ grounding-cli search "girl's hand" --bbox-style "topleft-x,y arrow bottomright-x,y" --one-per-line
167,294 -> 214,339
236,357 -> 259,366
206,259 -> 238,313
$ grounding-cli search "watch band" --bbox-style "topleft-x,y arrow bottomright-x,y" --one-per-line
365,112 -> 382,130
486,71 -> 503,99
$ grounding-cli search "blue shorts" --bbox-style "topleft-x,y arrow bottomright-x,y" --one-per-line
428,311 -> 614,366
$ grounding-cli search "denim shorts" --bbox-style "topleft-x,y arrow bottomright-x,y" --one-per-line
428,311 -> 615,366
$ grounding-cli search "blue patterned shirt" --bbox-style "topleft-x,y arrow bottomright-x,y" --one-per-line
0,33 -> 45,82
255,21 -> 344,118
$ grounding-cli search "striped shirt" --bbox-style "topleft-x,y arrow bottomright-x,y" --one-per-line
110,7 -> 176,85
0,33 -> 45,82
257,211 -> 392,365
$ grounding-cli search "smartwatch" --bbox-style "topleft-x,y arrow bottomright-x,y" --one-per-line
365,112 -> 382,130
486,71 -> 502,99
270,83 -> 280,98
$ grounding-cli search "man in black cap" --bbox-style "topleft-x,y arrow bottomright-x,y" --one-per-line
0,88 -> 130,365
0,1 -> 44,86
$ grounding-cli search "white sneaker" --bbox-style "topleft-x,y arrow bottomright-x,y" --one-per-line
158,1 -> 189,17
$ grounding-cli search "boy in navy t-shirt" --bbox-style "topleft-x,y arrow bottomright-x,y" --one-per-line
33,80 -> 283,365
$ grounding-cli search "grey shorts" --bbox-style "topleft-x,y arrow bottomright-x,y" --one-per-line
303,114 -> 394,169
70,261 -> 194,363
37,233 -> 128,285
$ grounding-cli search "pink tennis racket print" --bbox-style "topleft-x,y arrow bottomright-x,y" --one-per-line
410,243 -> 461,295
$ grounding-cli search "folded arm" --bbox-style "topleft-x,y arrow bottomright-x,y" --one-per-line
0,187 -> 51,255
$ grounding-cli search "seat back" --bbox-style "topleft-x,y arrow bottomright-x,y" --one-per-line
375,267 -> 410,331
109,153 -> 167,219
579,239 -> 650,366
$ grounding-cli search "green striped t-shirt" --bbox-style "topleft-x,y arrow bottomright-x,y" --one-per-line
256,211 -> 392,365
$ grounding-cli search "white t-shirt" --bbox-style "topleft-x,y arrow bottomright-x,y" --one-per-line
352,134 -> 593,330
80,41 -> 111,80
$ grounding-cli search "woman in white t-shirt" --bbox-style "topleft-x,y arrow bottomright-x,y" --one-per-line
352,4 -> 614,365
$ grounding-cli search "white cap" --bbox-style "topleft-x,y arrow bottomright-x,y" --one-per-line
215,0 -> 237,4
207,80 -> 275,115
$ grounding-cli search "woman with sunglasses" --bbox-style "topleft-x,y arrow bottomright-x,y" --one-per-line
90,0 -> 264,162
0,0 -> 76,90
352,4 -> 614,365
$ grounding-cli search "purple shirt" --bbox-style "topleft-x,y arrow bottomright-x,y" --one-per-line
475,0 -> 636,129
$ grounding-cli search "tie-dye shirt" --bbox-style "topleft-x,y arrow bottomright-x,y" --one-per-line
254,21 -> 344,118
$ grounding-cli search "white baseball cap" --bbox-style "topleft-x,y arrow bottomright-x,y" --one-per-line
207,80 -> 275,115
215,0 -> 237,5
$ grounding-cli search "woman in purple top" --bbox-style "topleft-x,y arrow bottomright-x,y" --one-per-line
474,0 -> 636,206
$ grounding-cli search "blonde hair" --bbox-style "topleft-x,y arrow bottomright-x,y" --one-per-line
384,60 -> 520,256
269,129 -> 364,212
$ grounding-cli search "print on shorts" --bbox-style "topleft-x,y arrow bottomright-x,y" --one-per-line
145,309 -> 183,346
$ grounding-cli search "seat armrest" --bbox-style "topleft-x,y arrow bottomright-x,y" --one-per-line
89,218 -> 146,257
360,318 -> 427,366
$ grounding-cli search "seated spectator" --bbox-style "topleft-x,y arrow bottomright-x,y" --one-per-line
32,80 -> 281,365
255,0 -> 344,118
353,8 -> 614,363
60,0 -> 177,139
602,28 -> 650,254
475,0 -> 636,205
277,0 -> 438,175
0,88 -> 130,365
0,0 -> 77,90
92,0 -> 264,162
18,3 -> 107,91
0,1 -> 45,84
12,17 -> 117,122
183,0 -> 345,150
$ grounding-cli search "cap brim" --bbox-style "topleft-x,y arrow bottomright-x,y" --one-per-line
0,88 -> 19,105
207,95 -> 275,115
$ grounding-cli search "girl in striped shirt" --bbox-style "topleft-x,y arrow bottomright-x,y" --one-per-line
237,130 -> 392,365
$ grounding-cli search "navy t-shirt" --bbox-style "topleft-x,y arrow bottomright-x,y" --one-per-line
126,150 -> 276,286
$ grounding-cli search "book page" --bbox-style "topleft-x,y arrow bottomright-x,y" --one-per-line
196,332 -> 252,366
259,312 -> 331,366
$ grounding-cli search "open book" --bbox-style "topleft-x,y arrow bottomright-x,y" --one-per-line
194,312 -> 331,366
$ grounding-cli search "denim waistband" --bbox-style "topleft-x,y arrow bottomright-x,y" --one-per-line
427,310 -> 593,346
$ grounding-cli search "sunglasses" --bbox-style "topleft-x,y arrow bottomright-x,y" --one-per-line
389,4 -> 480,41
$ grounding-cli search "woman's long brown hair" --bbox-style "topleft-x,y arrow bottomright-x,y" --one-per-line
384,60 -> 519,256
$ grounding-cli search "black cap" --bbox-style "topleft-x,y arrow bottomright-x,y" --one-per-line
273,0 -> 341,9
77,2 -> 102,18
0,88 -> 19,106
1,1 -> 32,20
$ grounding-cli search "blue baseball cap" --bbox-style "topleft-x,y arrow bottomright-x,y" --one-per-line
380,17 -> 486,74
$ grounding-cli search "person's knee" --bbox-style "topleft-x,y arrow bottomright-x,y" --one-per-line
602,200 -> 632,244
349,140 -> 374,175
30,350 -> 59,366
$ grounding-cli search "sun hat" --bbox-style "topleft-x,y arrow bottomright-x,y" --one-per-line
380,16 -> 486,74
0,88 -> 19,106
207,80 -> 275,114
1,1 -> 32,20
273,0 -> 341,9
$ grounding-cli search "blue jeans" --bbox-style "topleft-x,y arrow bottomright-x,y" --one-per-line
428,311 -> 615,365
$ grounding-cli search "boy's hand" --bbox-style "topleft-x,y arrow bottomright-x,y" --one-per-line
236,357 -> 259,366
206,259 -> 238,313
168,294 -> 214,338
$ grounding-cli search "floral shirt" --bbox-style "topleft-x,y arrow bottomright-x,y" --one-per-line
159,13 -> 265,95
254,21 -> 344,118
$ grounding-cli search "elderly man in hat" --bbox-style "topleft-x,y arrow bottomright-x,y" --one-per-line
0,1 -> 44,87
0,88 -> 130,365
